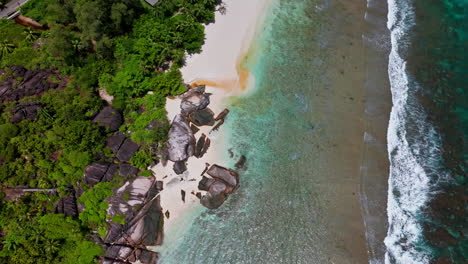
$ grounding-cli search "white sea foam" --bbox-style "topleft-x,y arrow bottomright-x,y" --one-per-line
384,0 -> 447,263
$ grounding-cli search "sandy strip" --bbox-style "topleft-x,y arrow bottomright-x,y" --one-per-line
150,0 -> 272,236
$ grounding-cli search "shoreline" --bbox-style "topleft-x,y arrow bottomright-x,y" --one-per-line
360,0 -> 392,262
151,0 -> 273,251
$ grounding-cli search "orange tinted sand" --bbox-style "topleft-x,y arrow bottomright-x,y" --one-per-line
189,52 -> 253,93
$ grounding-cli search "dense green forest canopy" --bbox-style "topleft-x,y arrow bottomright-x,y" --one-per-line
0,0 -> 219,263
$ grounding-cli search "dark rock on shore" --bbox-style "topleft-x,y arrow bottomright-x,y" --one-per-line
190,124 -> 200,134
189,108 -> 215,126
195,133 -> 206,158
9,101 -> 42,123
180,85 -> 210,114
167,114 -> 195,162
207,165 -> 239,188
198,165 -> 240,209
214,108 -> 230,121
200,193 -> 227,209
173,161 -> 187,175
92,106 -> 123,132
0,66 -> 65,103
198,176 -> 215,191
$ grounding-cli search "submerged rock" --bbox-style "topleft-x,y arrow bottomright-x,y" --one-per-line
235,155 -> 247,170
167,114 -> 195,162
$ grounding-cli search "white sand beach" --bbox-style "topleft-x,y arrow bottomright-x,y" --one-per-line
150,0 -> 272,239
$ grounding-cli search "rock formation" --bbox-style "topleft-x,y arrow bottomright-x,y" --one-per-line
55,192 -> 78,218
179,85 -> 210,114
0,66 -> 65,103
84,162 -> 139,186
198,165 -> 239,209
188,107 -> 215,126
167,114 -> 195,162
173,161 -> 187,175
9,101 -> 42,123
92,106 -> 123,132
103,177 -> 163,264
106,132 -> 140,162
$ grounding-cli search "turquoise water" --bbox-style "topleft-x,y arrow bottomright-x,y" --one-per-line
159,0 -> 368,263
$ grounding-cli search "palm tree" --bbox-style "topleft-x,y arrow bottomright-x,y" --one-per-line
0,41 -> 15,58
71,39 -> 83,52
22,28 -> 40,42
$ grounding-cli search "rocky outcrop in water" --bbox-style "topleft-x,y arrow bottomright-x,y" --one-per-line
92,106 -> 123,133
9,101 -> 42,123
103,176 -> 163,264
167,114 -> 195,162
0,66 -> 65,103
198,164 -> 239,209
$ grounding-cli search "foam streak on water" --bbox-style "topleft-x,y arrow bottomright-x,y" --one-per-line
384,0 -> 449,262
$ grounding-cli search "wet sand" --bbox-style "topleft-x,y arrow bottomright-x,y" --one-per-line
304,0 -> 390,262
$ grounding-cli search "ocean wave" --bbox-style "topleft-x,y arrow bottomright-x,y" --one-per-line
384,0 -> 447,263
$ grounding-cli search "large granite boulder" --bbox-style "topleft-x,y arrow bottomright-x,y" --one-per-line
173,161 -> 187,175
55,192 -> 78,218
0,66 -> 64,103
180,85 -> 210,114
84,162 -> 139,186
106,133 -> 140,162
104,177 -> 163,264
84,162 -> 112,186
189,108 -> 215,126
167,114 -> 195,162
106,132 -> 126,153
9,101 -> 42,123
207,165 -> 239,188
198,176 -> 215,191
198,165 -> 240,209
200,193 -> 227,209
116,138 -> 140,162
92,106 -> 123,132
